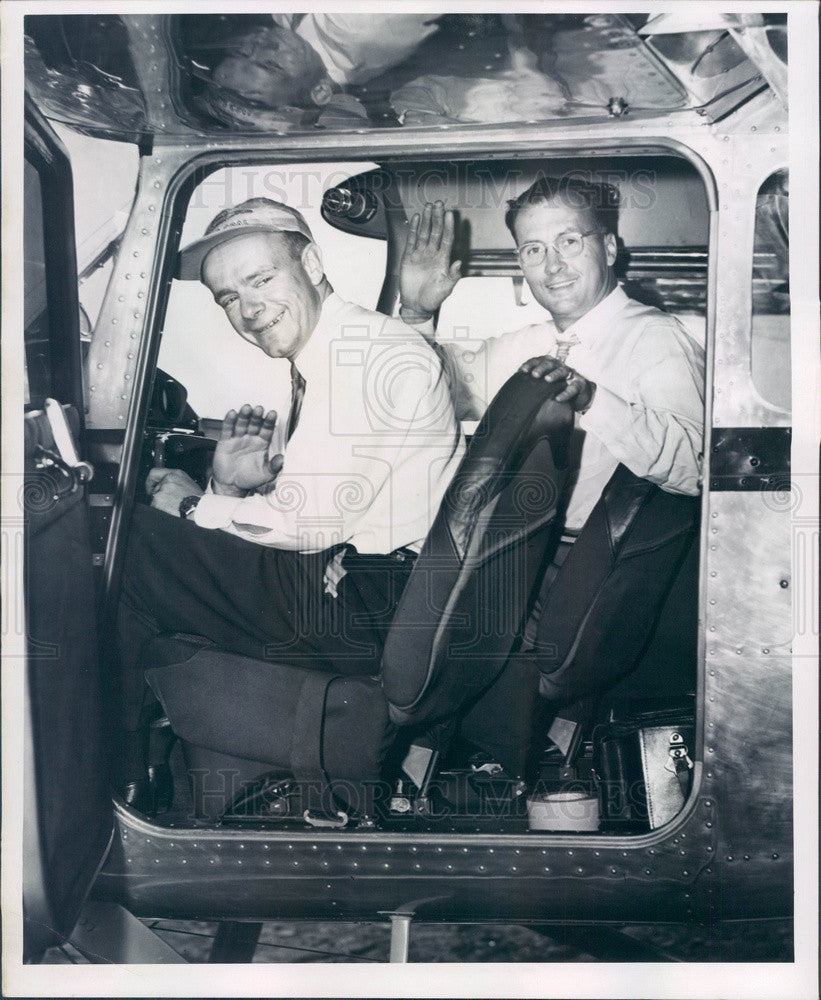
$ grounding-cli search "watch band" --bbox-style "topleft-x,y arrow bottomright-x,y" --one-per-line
179,494 -> 201,520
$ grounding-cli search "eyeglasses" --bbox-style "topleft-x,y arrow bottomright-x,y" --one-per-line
516,229 -> 602,267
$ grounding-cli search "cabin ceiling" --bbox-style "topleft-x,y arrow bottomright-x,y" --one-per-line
24,12 -> 786,142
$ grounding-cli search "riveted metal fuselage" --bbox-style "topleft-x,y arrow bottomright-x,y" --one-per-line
88,92 -> 794,925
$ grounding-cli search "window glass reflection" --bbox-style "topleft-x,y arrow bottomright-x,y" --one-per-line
25,15 -> 146,135
24,13 -> 786,138
24,160 -> 51,406
751,170 -> 790,412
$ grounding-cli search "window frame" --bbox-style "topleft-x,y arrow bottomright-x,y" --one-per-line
114,140 -> 715,844
24,98 -> 85,421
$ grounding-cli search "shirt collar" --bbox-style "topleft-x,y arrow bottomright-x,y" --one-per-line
562,284 -> 630,348
290,291 -> 346,380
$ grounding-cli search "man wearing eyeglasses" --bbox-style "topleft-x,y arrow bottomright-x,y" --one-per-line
398,176 -> 704,536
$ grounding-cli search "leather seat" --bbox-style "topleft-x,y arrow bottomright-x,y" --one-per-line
143,372 -> 573,812
458,462 -> 700,777
528,463 -> 699,705
380,373 -> 573,727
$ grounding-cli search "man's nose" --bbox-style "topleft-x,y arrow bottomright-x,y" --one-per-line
544,246 -> 566,274
239,291 -> 265,321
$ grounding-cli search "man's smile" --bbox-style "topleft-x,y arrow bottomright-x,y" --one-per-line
256,311 -> 286,332
545,276 -> 578,291
203,230 -> 328,360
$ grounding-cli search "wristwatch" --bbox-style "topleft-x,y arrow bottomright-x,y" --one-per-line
178,494 -> 201,520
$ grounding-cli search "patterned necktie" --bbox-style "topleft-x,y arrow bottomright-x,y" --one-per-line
555,333 -> 580,364
286,363 -> 306,443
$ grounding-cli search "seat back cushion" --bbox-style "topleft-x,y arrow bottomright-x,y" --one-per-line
381,372 -> 573,727
532,464 -> 699,704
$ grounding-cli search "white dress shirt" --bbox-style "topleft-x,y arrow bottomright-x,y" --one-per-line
270,14 -> 440,87
416,286 -> 704,531
195,293 -> 465,553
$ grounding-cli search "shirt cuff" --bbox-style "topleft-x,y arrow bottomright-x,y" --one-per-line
399,310 -> 436,338
578,382 -> 632,440
193,492 -> 246,530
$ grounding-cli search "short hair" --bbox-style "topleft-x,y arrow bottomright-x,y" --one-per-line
504,175 -> 619,241
276,230 -> 312,262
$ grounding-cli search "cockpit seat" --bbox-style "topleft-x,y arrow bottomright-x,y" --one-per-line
457,462 -> 700,780
142,372 -> 573,818
529,463 -> 699,706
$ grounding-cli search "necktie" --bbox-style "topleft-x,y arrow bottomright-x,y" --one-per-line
554,333 -> 580,364
286,363 -> 306,443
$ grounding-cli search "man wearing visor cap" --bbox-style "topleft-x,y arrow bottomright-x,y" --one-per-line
117,197 -> 463,808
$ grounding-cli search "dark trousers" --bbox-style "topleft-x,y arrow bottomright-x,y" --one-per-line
117,503 -> 415,732
458,540 -> 573,776
521,539 -> 573,652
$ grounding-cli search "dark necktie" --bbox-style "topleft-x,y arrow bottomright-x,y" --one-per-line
286,362 -> 306,443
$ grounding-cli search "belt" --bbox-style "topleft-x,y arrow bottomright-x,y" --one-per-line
389,546 -> 418,563
349,548 -> 418,566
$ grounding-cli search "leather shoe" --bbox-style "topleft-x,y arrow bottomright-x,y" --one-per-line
148,762 -> 174,813
121,763 -> 174,815
122,775 -> 153,814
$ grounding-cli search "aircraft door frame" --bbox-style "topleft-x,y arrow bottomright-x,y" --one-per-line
22,102 -> 115,961
82,120 -> 795,926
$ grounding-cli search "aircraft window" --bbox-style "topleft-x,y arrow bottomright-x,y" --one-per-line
24,13 -> 785,140
750,169 -> 789,412
25,14 -> 146,139
24,159 -> 52,407
141,155 -> 706,836
157,163 -> 387,417
61,129 -> 139,331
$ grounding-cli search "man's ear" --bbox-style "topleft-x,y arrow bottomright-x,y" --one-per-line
603,232 -> 618,267
300,242 -> 325,285
309,75 -> 334,106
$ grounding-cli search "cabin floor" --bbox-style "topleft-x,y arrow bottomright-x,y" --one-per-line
141,735 -> 626,835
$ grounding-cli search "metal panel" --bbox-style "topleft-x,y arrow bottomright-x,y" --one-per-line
69,902 -> 187,963
95,801 -> 718,924
91,486 -> 795,926
710,427 -> 791,489
699,489 -> 793,924
86,146 -> 192,429
702,128 -> 788,427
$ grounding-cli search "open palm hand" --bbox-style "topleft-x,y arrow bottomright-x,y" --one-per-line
212,404 -> 284,494
399,200 -> 462,319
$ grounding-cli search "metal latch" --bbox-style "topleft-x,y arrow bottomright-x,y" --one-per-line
44,398 -> 94,484
389,779 -> 413,815
303,808 -> 349,829
471,762 -> 505,776
665,731 -> 694,775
